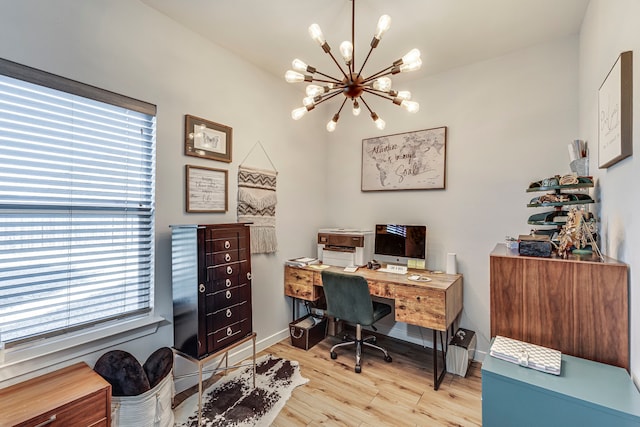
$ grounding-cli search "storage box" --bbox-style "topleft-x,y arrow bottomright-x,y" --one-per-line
289,314 -> 327,350
446,328 -> 476,377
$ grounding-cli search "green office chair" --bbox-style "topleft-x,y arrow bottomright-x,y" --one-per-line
321,270 -> 393,373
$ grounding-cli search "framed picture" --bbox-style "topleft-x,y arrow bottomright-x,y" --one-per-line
361,127 -> 447,191
598,51 -> 632,169
185,165 -> 228,213
185,114 -> 232,162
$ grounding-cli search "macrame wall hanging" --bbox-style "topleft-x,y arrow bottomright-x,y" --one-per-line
238,141 -> 278,254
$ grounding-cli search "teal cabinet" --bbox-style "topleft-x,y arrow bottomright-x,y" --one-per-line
482,351 -> 640,426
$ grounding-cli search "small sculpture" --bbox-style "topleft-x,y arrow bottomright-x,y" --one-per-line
556,208 -> 602,259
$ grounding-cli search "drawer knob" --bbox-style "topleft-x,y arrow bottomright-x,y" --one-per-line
225,253 -> 231,262
226,327 -> 232,336
227,266 -> 233,275
226,308 -> 232,318
224,240 -> 231,249
34,415 -> 57,427
226,290 -> 232,299
199,283 -> 205,293
226,278 -> 232,288
247,272 -> 252,280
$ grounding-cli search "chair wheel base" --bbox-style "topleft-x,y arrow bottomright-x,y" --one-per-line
384,355 -> 392,363
330,351 -> 337,359
355,365 -> 361,373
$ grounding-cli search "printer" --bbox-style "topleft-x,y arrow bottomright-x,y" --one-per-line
317,228 -> 374,267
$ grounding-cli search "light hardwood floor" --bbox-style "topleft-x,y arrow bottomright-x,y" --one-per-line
264,333 -> 482,427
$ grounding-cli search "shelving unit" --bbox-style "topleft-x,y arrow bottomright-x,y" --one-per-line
525,176 -> 594,239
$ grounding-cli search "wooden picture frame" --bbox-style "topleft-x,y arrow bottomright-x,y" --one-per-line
361,127 -> 447,191
185,165 -> 228,213
185,114 -> 232,163
598,51 -> 633,169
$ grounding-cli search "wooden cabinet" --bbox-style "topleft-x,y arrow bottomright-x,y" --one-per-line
0,362 -> 111,427
171,223 -> 252,359
490,243 -> 629,369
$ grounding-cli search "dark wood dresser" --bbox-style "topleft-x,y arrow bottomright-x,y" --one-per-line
171,223 -> 253,359
0,362 -> 111,427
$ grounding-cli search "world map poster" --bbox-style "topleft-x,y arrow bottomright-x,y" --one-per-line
361,127 -> 447,191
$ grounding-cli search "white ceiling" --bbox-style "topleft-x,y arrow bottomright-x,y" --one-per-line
140,0 -> 589,81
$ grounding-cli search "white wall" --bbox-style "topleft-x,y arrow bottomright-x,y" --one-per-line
323,36 -> 580,354
0,0 -> 326,386
0,0 -> 598,388
579,0 -> 640,387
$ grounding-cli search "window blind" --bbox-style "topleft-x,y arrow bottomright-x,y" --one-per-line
0,59 -> 156,346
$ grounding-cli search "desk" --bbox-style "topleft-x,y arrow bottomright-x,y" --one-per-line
284,265 -> 463,389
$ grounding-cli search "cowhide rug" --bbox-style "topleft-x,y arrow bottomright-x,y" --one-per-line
174,354 -> 308,427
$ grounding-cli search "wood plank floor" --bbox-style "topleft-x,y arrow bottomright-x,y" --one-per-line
264,333 -> 482,427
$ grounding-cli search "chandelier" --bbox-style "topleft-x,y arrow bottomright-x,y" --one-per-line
285,0 -> 422,132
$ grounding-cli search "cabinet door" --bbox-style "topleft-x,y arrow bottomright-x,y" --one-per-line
490,255 -> 524,340
574,263 -> 628,368
522,258 -> 573,352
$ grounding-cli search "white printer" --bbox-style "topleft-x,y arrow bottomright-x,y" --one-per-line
317,228 -> 374,267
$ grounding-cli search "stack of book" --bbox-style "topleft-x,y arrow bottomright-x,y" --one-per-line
285,257 -> 319,267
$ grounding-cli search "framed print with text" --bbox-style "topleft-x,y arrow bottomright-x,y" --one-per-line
185,114 -> 232,162
598,51 -> 632,169
186,165 -> 228,213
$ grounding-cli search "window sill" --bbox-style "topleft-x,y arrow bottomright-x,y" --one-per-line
0,315 -> 165,384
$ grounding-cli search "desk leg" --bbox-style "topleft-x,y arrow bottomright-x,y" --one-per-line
433,330 -> 447,390
198,362 -> 203,427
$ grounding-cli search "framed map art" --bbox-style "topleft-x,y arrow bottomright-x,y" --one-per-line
361,127 -> 447,191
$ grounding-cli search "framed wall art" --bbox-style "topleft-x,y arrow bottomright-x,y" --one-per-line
361,126 -> 447,191
185,114 -> 232,162
185,165 -> 228,213
598,50 -> 632,169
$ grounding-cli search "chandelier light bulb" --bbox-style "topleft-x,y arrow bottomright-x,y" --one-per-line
302,96 -> 315,107
395,90 -> 411,100
374,117 -> 386,130
292,59 -> 309,73
374,15 -> 391,39
308,24 -> 326,46
327,113 -> 340,132
401,48 -> 421,65
339,41 -> 353,64
306,84 -> 325,97
400,100 -> 420,113
373,77 -> 392,92
399,58 -> 422,73
352,100 -> 361,116
291,107 -> 308,120
285,70 -> 305,83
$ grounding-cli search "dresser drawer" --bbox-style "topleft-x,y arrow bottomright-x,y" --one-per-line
0,363 -> 111,427
205,283 -> 251,311
208,317 -> 252,352
21,389 -> 108,427
207,260 -> 250,281
207,300 -> 251,331
206,247 -> 248,265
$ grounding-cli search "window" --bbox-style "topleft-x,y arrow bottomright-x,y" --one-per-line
0,58 -> 156,348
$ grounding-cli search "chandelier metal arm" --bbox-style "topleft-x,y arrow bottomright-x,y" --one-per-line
362,66 -> 395,84
358,95 -> 375,114
362,88 -> 395,102
355,44 -> 376,80
314,69 -> 343,82
310,77 -> 345,85
336,97 -> 349,115
325,49 -> 350,81
313,89 -> 345,107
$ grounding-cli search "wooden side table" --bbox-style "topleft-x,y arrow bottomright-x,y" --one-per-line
0,362 -> 111,427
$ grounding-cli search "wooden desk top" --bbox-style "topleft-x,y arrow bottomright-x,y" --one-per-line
285,264 -> 463,331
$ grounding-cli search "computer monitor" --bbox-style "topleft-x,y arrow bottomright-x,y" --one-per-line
374,224 -> 427,265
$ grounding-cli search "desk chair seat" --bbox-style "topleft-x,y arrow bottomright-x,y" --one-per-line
322,270 -> 393,373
